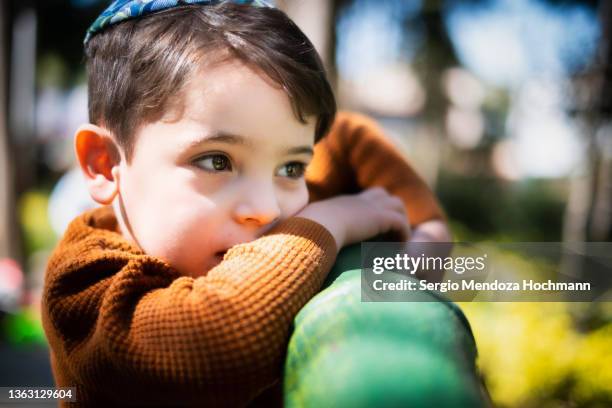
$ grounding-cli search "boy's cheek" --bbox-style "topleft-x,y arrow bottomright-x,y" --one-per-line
283,184 -> 310,217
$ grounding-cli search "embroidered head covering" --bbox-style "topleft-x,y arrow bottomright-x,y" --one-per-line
85,0 -> 274,45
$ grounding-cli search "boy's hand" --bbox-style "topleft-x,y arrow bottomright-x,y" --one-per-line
297,187 -> 411,250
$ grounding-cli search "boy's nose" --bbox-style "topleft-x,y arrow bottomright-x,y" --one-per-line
233,187 -> 281,227
234,204 -> 281,227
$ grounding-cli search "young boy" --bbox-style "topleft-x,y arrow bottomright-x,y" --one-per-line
42,1 -> 449,406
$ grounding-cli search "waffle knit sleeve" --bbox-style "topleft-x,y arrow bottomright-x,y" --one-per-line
306,111 -> 446,226
42,207 -> 336,407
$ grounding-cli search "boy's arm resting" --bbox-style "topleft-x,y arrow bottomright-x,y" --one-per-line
306,111 -> 447,228
41,207 -> 336,407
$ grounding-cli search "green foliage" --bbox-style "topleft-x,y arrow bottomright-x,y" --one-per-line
2,309 -> 47,345
462,302 -> 612,407
437,173 -> 567,241
18,190 -> 57,259
446,220 -> 611,407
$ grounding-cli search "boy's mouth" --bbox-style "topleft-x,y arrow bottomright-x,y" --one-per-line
214,250 -> 227,260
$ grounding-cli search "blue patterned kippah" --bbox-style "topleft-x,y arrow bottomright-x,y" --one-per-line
85,0 -> 274,45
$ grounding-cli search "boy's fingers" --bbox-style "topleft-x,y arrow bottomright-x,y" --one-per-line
375,195 -> 406,219
387,196 -> 406,215
361,186 -> 387,198
388,212 -> 411,242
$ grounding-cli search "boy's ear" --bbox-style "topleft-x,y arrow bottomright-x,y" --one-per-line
74,124 -> 122,205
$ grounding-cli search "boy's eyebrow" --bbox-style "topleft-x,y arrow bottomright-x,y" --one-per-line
186,131 -> 314,155
285,145 -> 314,156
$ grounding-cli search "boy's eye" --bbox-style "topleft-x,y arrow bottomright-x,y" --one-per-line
277,162 -> 306,179
194,154 -> 232,172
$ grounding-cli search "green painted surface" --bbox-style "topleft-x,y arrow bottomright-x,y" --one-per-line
284,244 -> 485,407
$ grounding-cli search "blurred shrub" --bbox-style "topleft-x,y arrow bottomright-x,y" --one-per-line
461,301 -> 612,407
2,308 -> 47,345
18,190 -> 57,259
456,242 -> 611,407
437,172 -> 566,242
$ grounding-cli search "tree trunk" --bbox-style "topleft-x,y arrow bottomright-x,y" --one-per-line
0,2 -> 21,261
565,0 -> 612,243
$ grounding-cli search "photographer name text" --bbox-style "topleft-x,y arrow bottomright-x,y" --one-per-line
371,279 -> 591,293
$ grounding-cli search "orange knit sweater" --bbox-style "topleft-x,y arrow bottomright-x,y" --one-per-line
42,111 -> 444,407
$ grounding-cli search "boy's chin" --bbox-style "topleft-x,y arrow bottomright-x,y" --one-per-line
193,253 -> 226,277
212,252 -> 225,267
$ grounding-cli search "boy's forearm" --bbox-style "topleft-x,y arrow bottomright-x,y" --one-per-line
43,209 -> 337,406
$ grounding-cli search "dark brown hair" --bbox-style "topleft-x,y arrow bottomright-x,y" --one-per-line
85,3 -> 336,161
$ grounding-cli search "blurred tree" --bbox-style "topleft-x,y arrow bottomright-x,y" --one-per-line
327,0 -> 352,89
279,0 -> 350,90
36,0 -> 105,79
1,1 -> 23,262
326,0 -> 464,186
1,0 -> 106,263
566,0 -> 612,243
585,0 -> 612,242
410,0 -> 459,123
408,0 -> 461,186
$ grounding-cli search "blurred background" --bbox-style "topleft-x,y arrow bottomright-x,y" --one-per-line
0,0 -> 610,406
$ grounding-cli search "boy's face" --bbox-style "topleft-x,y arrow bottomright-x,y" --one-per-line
114,60 -> 316,277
